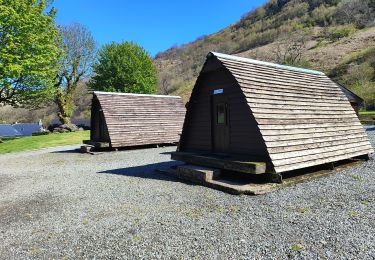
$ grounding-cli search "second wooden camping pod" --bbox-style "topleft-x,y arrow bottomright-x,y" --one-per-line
174,52 -> 373,174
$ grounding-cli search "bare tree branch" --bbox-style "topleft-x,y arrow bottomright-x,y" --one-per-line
273,30 -> 307,66
54,23 -> 97,124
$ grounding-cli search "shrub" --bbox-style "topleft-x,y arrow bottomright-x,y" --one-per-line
326,24 -> 356,41
330,46 -> 375,78
344,62 -> 374,84
238,29 -> 278,51
350,80 -> 375,110
277,1 -> 310,22
311,4 -> 335,26
32,131 -> 50,136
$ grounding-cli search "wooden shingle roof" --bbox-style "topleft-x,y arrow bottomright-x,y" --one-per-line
94,91 -> 186,148
210,52 -> 373,173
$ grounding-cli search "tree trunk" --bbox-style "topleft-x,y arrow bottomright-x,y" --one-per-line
57,112 -> 72,125
55,87 -> 74,125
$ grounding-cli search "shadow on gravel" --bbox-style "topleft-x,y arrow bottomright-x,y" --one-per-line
366,127 -> 375,132
51,149 -> 81,154
159,151 -> 174,155
98,161 -> 185,182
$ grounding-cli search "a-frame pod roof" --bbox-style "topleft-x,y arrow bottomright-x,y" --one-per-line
93,91 -> 186,148
205,52 -> 373,173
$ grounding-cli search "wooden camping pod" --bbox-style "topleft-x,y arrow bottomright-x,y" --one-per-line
177,52 -> 373,174
90,91 -> 186,148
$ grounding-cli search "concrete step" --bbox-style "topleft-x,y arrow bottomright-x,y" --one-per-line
159,164 -> 278,195
176,164 -> 220,183
157,159 -> 366,195
171,152 -> 267,174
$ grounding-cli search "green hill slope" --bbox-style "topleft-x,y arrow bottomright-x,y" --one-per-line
155,0 -> 375,106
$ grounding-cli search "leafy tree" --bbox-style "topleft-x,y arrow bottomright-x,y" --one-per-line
89,42 -> 157,94
0,0 -> 61,106
54,23 -> 97,125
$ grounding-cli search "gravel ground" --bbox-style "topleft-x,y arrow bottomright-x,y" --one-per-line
1,128 -> 375,259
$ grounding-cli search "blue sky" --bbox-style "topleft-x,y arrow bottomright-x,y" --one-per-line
54,0 -> 267,56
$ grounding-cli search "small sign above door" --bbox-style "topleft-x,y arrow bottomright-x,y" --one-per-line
213,89 -> 224,95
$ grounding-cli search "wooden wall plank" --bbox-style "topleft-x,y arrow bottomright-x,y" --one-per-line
275,149 -> 373,172
270,141 -> 372,161
265,133 -> 367,147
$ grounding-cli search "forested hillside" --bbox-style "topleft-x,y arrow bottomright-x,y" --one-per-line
155,0 -> 375,107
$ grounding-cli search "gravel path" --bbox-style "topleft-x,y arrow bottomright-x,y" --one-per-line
0,128 -> 374,259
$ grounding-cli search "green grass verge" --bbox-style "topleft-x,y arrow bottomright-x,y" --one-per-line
341,46 -> 375,65
359,111 -> 375,125
0,131 -> 90,154
330,46 -> 375,77
359,111 -> 375,116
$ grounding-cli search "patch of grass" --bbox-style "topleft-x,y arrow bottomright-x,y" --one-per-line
348,211 -> 359,218
291,244 -> 303,251
0,131 -> 90,154
361,200 -> 369,206
335,46 -> 375,73
216,205 -> 226,213
204,193 -> 214,199
132,235 -> 142,242
359,111 -> 375,116
326,24 -> 357,42
343,46 -> 375,65
229,206 -> 240,213
185,208 -> 203,218
171,80 -> 194,103
330,46 -> 375,77
122,203 -> 132,210
32,131 -> 50,136
359,111 -> 375,122
82,218 -> 89,225
314,39 -> 329,49
352,175 -> 363,181
29,246 -> 41,255
295,207 -> 310,214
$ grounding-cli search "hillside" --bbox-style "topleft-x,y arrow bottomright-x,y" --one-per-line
155,0 -> 375,106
